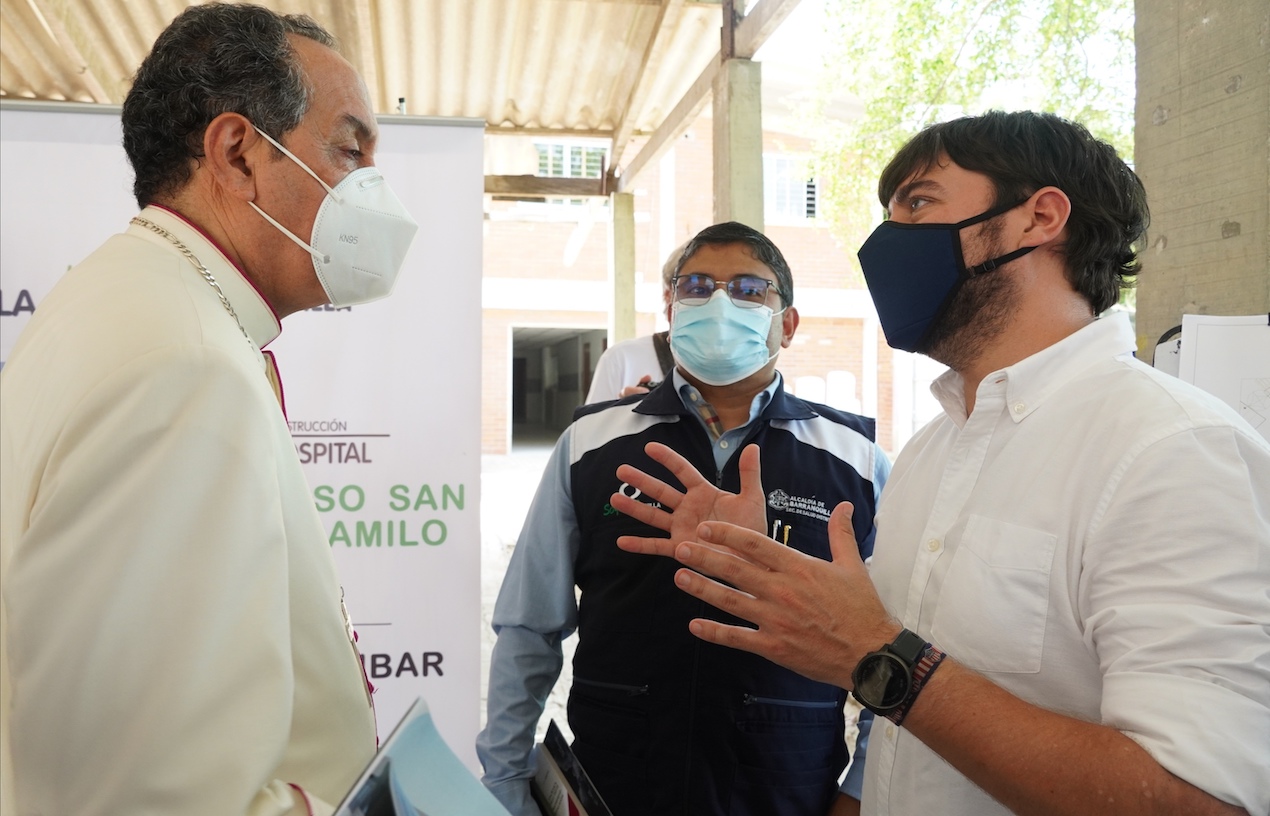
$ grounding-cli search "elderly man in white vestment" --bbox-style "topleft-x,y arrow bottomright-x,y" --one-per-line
0,4 -> 418,814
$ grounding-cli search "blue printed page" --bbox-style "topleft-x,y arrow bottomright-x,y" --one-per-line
336,696 -> 511,816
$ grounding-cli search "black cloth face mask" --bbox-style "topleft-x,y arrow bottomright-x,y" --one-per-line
857,198 -> 1035,353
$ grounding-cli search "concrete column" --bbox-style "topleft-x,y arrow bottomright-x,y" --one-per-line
862,315 -> 879,418
1134,0 -> 1270,359
609,191 -> 637,342
712,58 -> 764,230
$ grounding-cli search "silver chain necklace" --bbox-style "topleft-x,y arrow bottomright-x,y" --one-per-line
131,216 -> 254,348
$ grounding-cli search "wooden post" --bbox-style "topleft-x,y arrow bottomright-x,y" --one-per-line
609,191 -> 637,343
713,57 -> 764,230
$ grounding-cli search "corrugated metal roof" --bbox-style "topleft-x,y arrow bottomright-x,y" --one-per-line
0,0 -> 726,150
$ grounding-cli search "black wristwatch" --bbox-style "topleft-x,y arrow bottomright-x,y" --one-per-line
851,628 -> 946,725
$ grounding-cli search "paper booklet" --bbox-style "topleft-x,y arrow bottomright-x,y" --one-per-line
530,721 -> 614,816
335,695 -> 510,816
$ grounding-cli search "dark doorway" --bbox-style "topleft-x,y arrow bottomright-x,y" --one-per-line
510,326 -> 607,449
511,357 -> 527,423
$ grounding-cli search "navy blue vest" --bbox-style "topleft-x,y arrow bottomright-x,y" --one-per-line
567,381 -> 878,816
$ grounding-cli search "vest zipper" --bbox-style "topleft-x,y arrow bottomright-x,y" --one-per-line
742,694 -> 838,708
573,676 -> 649,696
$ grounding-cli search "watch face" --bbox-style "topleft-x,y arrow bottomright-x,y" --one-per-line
855,653 -> 910,710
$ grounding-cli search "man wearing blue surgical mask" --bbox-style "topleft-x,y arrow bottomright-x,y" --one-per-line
0,5 -> 417,814
479,222 -> 891,816
610,112 -> 1270,816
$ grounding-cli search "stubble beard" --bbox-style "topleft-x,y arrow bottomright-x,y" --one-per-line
921,217 -> 1020,371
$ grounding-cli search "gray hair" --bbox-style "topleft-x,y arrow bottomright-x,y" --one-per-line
122,3 -> 337,207
660,240 -> 692,297
675,222 -> 794,307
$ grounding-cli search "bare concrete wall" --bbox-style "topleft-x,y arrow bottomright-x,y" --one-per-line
1134,1 -> 1270,360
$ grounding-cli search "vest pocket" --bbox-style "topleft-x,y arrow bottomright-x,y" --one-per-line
568,676 -> 653,813
728,694 -> 844,815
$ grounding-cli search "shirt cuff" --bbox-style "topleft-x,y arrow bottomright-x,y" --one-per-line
1103,670 -> 1270,815
485,776 -> 541,816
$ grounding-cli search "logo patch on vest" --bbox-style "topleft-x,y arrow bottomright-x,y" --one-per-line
767,489 -> 830,522
604,481 -> 663,517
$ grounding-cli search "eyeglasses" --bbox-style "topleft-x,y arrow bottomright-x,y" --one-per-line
671,273 -> 781,309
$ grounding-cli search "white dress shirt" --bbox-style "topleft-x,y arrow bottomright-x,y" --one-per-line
584,334 -> 664,403
862,312 -> 1270,816
1,206 -> 376,815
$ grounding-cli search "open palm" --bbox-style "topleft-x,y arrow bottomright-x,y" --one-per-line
611,441 -> 768,558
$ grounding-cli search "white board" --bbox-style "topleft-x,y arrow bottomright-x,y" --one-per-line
1178,313 -> 1270,443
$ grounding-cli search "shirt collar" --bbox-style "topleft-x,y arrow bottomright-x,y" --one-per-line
670,368 -> 785,418
635,368 -> 817,421
130,204 -> 283,348
931,312 -> 1137,424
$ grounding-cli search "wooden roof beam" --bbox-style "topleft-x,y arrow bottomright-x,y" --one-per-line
733,0 -> 802,58
484,175 -> 607,198
608,0 -> 685,172
614,0 -> 800,191
486,126 -> 616,139
614,53 -> 717,192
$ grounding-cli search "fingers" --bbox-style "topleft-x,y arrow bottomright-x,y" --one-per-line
736,444 -> 765,501
609,490 -> 673,532
669,534 -> 779,609
691,520 -> 797,573
684,616 -> 768,656
641,441 -> 710,489
827,501 -> 863,566
673,566 -> 762,625
613,463 -> 683,511
615,534 -> 680,558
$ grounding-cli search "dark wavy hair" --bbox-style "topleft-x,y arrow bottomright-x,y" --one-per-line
122,3 -> 336,208
675,222 -> 795,308
878,111 -> 1149,314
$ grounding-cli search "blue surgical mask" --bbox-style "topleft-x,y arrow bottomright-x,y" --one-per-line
670,290 -> 783,386
857,199 -> 1034,352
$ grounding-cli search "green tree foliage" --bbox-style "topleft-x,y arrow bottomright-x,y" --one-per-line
808,0 -> 1135,282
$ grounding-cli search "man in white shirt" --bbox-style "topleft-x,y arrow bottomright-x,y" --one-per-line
584,242 -> 689,403
0,5 -> 417,814
611,111 -> 1270,816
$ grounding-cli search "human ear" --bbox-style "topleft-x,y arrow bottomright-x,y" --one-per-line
1022,186 -> 1071,246
780,306 -> 800,348
202,112 -> 261,203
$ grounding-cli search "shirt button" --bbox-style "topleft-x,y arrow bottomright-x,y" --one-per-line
886,725 -> 896,739
690,393 -> 699,402
1013,402 -> 1026,414
719,440 -> 729,449
926,538 -> 940,552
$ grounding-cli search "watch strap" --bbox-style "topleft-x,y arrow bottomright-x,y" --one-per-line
885,628 -> 927,664
884,643 -> 947,726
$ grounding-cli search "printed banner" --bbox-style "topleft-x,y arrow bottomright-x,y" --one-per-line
0,103 -> 486,767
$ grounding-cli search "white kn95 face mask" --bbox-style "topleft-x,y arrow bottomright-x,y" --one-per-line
249,126 -> 419,307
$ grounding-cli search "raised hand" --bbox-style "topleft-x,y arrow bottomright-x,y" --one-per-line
667,501 -> 899,688
617,375 -> 655,398
612,441 -> 767,559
